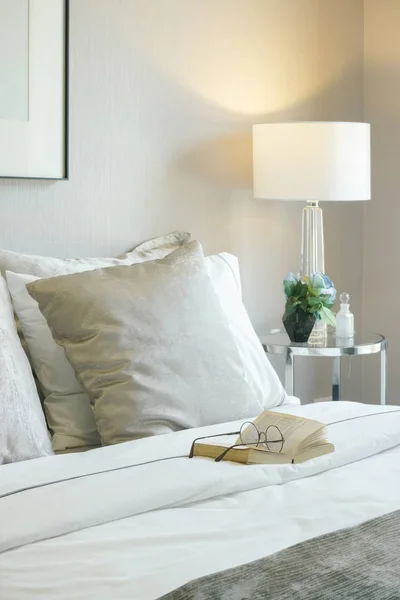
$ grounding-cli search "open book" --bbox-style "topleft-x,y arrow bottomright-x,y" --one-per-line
192,410 -> 334,464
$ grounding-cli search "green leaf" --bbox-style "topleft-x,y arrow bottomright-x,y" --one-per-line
319,306 -> 336,327
298,283 -> 309,300
283,280 -> 295,298
319,295 -> 334,309
308,297 -> 322,308
292,280 -> 304,297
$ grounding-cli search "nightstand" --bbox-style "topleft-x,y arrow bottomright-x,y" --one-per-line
259,331 -> 387,404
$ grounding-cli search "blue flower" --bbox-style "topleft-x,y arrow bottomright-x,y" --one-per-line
284,272 -> 298,284
320,287 -> 337,303
310,272 -> 337,303
321,274 -> 334,289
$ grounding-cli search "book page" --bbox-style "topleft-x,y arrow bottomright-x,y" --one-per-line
238,411 -> 325,456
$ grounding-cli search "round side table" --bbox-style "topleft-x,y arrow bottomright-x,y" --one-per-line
259,331 -> 387,405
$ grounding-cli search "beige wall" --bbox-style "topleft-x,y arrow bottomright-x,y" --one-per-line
363,0 -> 400,404
0,0 -> 364,401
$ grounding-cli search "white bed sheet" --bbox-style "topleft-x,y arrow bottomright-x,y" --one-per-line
1,401 -> 400,600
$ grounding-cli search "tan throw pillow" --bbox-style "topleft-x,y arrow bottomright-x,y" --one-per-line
2,232 -> 190,451
27,242 -> 272,445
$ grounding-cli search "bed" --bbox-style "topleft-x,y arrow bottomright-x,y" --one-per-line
2,400 -> 400,599
1,234 -> 400,599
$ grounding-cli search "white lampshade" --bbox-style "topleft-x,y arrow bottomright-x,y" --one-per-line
253,122 -> 371,201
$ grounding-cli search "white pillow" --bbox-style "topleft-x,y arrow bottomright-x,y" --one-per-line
6,253 -> 244,451
27,242 -> 287,445
0,277 -> 53,464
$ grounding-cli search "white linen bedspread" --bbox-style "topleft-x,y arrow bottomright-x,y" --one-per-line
1,401 -> 400,599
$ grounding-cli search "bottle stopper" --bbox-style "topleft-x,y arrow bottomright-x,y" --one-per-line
340,292 -> 350,305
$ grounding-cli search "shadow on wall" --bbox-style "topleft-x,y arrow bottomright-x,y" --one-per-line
173,63 -> 364,192
363,61 -> 400,405
109,0 -> 363,120
176,133 -> 252,190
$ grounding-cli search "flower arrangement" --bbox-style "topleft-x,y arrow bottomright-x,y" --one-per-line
282,272 -> 336,342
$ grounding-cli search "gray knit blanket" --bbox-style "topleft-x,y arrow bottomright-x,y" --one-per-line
158,509 -> 400,599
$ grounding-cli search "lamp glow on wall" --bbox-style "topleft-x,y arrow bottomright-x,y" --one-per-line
252,122 -> 371,277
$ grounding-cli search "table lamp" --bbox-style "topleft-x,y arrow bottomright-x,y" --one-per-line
252,122 -> 371,277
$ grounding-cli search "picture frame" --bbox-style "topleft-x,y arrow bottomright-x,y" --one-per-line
0,0 -> 69,180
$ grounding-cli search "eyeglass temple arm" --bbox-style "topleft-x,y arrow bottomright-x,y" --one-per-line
214,443 -> 247,463
189,431 -> 240,458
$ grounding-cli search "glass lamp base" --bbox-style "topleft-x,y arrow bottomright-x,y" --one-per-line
300,201 -> 325,277
300,200 -> 326,341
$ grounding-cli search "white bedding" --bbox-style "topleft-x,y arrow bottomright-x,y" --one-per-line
2,401 -> 400,599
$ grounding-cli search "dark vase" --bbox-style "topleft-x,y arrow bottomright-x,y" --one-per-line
282,309 -> 316,343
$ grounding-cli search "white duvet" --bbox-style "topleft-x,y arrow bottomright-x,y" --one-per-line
1,401 -> 400,599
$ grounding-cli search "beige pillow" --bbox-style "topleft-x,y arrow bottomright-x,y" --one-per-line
27,242 -> 271,445
5,251 -> 241,451
2,232 -> 190,451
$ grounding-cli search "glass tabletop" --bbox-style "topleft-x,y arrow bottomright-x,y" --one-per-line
259,330 -> 386,357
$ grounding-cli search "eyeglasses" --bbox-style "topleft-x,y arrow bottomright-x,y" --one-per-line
189,421 -> 285,462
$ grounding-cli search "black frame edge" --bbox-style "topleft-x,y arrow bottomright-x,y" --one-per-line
0,0 -> 70,182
